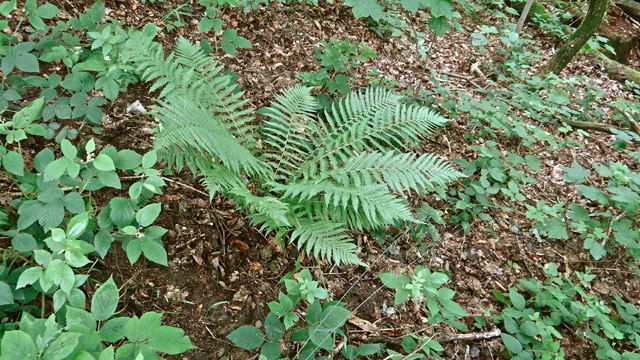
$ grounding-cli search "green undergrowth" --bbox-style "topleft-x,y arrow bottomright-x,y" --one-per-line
1,0 -> 639,359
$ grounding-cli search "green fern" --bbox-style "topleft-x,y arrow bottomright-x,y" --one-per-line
127,35 -> 463,266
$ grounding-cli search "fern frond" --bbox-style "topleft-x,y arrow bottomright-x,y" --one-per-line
153,96 -> 265,176
260,85 -> 318,180
230,187 -> 292,232
325,151 -> 464,194
272,181 -> 415,228
296,90 -> 450,180
290,221 -> 364,266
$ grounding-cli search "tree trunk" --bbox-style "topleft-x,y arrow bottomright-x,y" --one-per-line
537,0 -> 610,77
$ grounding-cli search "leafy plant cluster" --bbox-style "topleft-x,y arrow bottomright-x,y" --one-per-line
1,1 -> 135,142
525,160 -> 640,266
482,264 -> 640,360
380,266 -> 467,359
0,97 -> 194,358
226,268 -> 383,359
226,266 -> 467,359
298,39 -> 377,105
0,1 -> 198,358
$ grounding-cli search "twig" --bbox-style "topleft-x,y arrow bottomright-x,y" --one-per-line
614,107 -> 640,135
361,327 -> 501,347
161,176 -> 210,198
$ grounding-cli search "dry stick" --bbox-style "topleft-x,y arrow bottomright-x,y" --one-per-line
362,327 -> 502,347
561,118 -> 640,136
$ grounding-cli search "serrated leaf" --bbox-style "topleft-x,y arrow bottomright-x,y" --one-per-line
584,238 -> 607,260
501,333 -> 522,354
99,317 -> 129,342
16,267 -> 42,289
227,325 -> 264,350
35,3 -> 59,18
0,281 -> 14,305
12,233 -> 37,252
141,239 -> 167,266
148,326 -> 195,354
265,312 -> 285,342
0,330 -> 37,359
344,0 -> 385,21
91,276 -> 119,321
16,53 -> 39,73
3,151 -> 24,176
136,203 -> 161,227
428,16 -> 451,36
93,154 -> 115,171
561,162 -> 591,183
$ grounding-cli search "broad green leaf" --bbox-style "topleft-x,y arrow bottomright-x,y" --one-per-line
321,305 -> 351,328
33,148 -> 54,172
16,53 -> 39,73
109,197 -> 135,227
125,239 -> 142,264
44,158 -> 70,181
344,0 -> 385,21
584,238 -> 607,260
265,312 -> 285,342
430,0 -> 453,18
16,267 -> 42,289
65,306 -> 98,330
98,170 -> 121,189
147,326 -> 195,354
0,281 -> 14,305
542,218 -> 568,240
94,230 -> 113,258
500,333 -> 522,354
136,203 -> 161,227
576,185 -> 609,205
227,325 -> 264,350
35,3 -> 59,18
67,212 -> 89,238
98,347 -> 115,360
379,273 -> 408,289
18,201 -> 43,230
93,154 -> 115,171
508,288 -> 526,310
428,16 -> 450,36
141,150 -> 157,168
63,192 -> 85,213
141,240 -> 167,266
113,149 -> 141,169
261,341 -> 281,360
2,151 -> 24,176
39,201 -> 64,230
561,162 -> 591,183
99,317 -> 129,342
12,232 -> 37,252
0,330 -> 37,359
91,276 -> 119,321
441,299 -> 467,317
0,1 -> 17,16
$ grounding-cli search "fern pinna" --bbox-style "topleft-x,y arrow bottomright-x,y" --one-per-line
126,34 -> 463,266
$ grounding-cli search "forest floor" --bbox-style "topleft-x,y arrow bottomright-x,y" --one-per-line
19,0 -> 640,359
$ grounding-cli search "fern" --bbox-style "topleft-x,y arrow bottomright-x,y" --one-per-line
127,35 -> 463,266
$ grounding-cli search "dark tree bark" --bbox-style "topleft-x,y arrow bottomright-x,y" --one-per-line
537,0 -> 610,77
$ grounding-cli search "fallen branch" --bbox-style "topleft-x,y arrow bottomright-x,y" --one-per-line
561,108 -> 640,136
359,327 -> 502,346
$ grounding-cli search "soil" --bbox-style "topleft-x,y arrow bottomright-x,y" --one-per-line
4,0 -> 640,359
